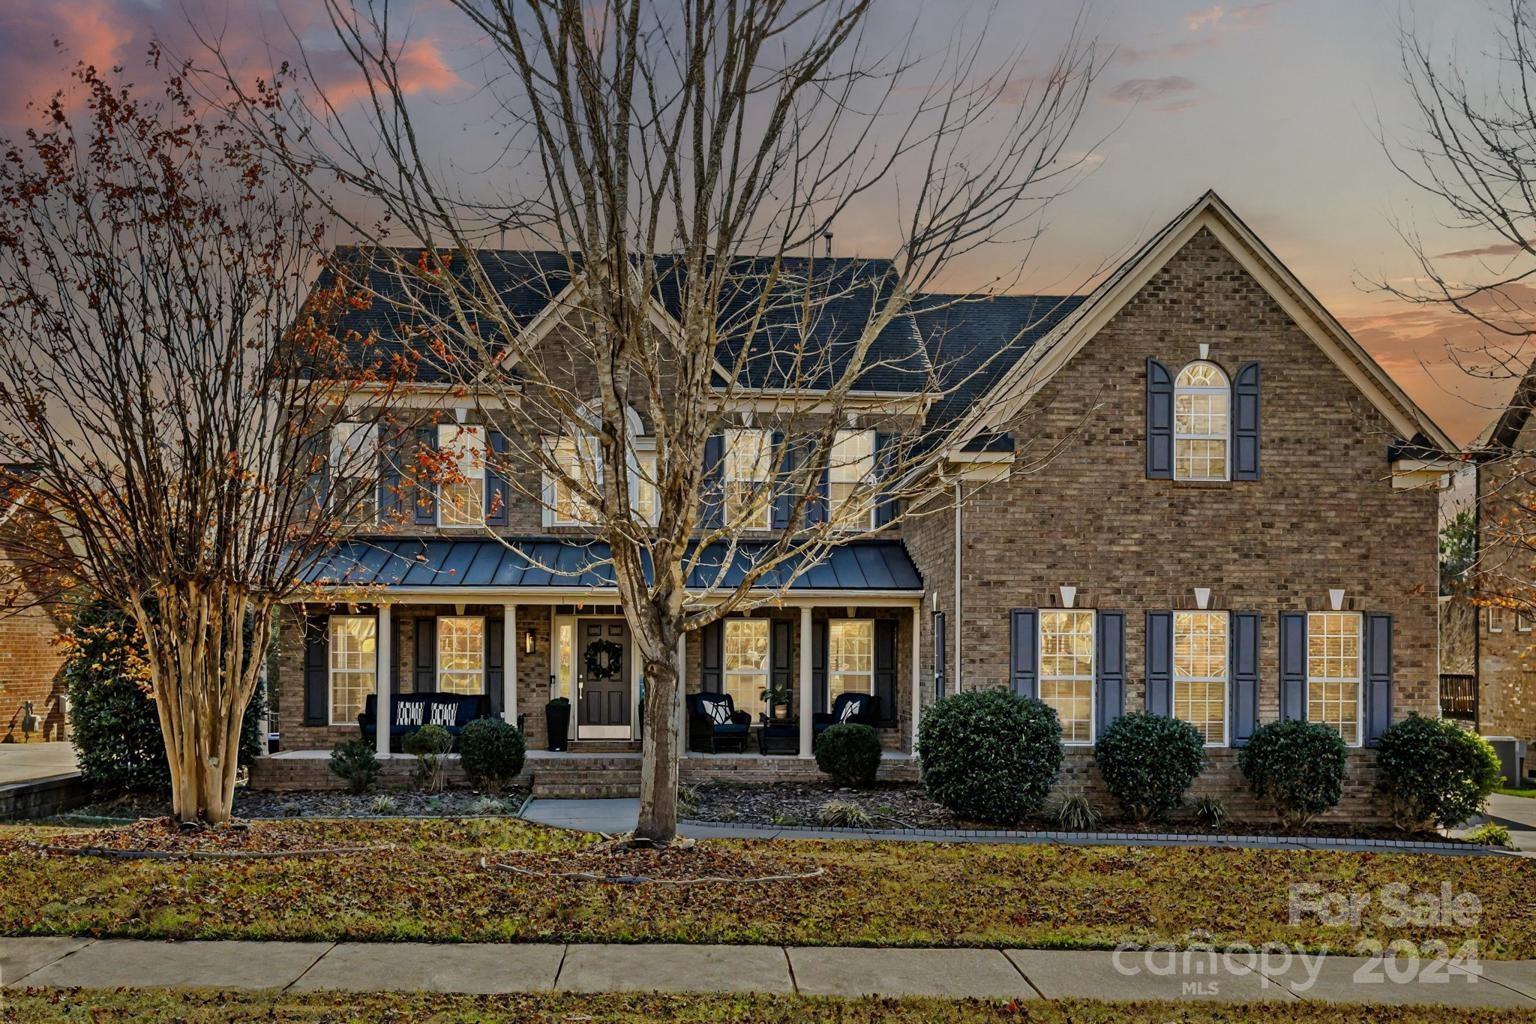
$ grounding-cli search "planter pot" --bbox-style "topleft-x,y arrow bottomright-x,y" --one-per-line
546,702 -> 571,752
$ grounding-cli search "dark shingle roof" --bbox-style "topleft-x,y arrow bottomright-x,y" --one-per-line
910,294 -> 1087,443
300,537 -> 923,592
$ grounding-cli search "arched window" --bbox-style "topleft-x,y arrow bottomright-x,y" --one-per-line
1173,362 -> 1230,481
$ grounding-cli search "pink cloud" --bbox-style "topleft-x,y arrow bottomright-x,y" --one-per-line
1121,2 -> 1278,65
1105,76 -> 1200,113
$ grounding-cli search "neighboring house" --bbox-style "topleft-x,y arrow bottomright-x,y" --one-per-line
0,471 -> 71,743
1470,371 -> 1536,757
269,191 -> 1453,818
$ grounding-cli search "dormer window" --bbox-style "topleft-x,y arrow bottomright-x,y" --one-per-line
1173,362 -> 1230,482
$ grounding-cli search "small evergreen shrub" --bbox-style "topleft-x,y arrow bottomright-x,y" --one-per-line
814,723 -> 882,788
1191,796 -> 1229,830
403,724 -> 454,793
917,690 -> 1064,824
816,799 -> 874,828
458,718 -> 527,793
65,600 -> 265,796
1052,792 -> 1102,831
328,740 -> 380,794
1237,720 -> 1348,829
1376,713 -> 1502,830
1093,712 -> 1206,822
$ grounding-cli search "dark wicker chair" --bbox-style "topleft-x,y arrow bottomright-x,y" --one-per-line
687,691 -> 752,753
812,692 -> 880,740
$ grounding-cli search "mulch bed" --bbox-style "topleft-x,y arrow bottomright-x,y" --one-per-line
31,817 -> 397,857
682,781 -> 1464,843
57,787 -> 529,823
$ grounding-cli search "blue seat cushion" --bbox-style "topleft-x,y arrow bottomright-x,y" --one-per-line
712,723 -> 749,736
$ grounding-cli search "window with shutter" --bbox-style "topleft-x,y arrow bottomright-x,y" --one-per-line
1173,362 -> 1230,481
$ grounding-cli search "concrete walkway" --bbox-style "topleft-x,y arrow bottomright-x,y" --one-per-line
0,742 -> 76,786
517,797 -> 1508,854
1479,793 -> 1536,852
2,937 -> 1532,1008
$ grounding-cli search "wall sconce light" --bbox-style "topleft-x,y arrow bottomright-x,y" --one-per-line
524,629 -> 535,655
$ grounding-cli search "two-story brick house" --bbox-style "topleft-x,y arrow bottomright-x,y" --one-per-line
263,191 -> 1453,817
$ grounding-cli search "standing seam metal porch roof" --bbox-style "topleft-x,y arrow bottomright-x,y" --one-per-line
300,537 -> 923,592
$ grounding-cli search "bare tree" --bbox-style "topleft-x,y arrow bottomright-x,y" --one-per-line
0,53 -> 404,823
1385,1 -> 1536,624
206,0 -> 1102,843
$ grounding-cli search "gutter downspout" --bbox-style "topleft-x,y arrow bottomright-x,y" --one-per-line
954,479 -> 963,692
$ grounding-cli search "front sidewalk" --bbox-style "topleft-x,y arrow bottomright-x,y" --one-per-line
3,937 -> 1533,1008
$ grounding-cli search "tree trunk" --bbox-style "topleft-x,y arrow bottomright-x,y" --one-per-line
635,653 -> 681,843
132,582 -> 270,825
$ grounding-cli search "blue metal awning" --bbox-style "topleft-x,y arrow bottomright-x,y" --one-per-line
299,537 -> 923,593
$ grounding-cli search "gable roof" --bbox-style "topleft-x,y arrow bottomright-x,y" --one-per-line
947,190 -> 1457,456
1481,357 -> 1536,452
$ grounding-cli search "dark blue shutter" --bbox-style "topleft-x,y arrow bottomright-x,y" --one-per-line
414,616 -> 437,692
1144,611 -> 1173,716
414,426 -> 438,525
1230,612 -> 1260,746
873,432 -> 897,527
1010,609 -> 1038,698
486,616 -> 505,716
1363,613 -> 1393,746
1233,361 -> 1261,481
1279,612 -> 1307,721
1096,610 -> 1125,733
702,433 -> 725,528
933,611 -> 946,700
486,429 -> 511,527
1146,358 -> 1174,479
379,424 -> 407,524
700,620 -> 723,692
875,618 -> 898,725
812,619 -> 828,711
303,615 -> 329,725
770,430 -> 792,529
770,620 -> 792,717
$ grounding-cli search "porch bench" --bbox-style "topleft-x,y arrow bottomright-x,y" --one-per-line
358,693 -> 493,752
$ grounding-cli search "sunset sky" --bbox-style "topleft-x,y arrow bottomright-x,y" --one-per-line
0,0 -> 1526,444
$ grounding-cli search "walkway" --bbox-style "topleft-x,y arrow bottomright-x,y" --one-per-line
517,797 -> 1509,854
2,937 -> 1531,1008
0,742 -> 76,786
1478,793 -> 1536,852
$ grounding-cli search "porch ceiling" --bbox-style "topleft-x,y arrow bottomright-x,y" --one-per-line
298,537 -> 923,593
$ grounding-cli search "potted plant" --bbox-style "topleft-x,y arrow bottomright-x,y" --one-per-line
545,696 -> 571,751
761,682 -> 792,720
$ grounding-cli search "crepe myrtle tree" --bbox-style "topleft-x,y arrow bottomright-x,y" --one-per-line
208,0 -> 1103,843
1385,2 -> 1536,629
0,53 -> 408,824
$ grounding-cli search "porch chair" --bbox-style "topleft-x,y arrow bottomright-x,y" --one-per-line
687,691 -> 752,753
358,692 -> 493,752
812,692 -> 880,740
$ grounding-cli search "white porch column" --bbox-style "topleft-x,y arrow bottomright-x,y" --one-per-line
911,600 -> 921,753
503,603 -> 518,727
798,605 -> 814,758
375,602 -> 392,759
675,631 -> 687,753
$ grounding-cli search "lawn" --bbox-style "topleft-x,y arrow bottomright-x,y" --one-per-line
1,818 -> 1532,957
0,990 -> 1530,1024
1495,787 -> 1536,799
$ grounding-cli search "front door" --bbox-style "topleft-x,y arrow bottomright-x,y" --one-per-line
577,619 -> 630,734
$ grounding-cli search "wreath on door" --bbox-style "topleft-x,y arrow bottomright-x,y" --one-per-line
584,638 -> 624,680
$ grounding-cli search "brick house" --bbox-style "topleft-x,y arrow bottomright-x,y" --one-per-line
0,473 -> 71,744
263,192 -> 1453,816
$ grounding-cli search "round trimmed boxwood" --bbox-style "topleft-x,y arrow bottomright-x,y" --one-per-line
1093,712 -> 1206,822
917,689 -> 1063,824
1377,713 -> 1501,830
815,723 -> 882,789
1237,719 -> 1348,828
458,717 -> 528,793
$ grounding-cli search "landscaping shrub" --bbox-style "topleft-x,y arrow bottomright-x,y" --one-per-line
917,690 -> 1063,824
403,724 -> 454,793
1237,720 -> 1348,828
1465,822 -> 1513,848
814,723 -> 882,788
65,599 -> 265,796
1191,796 -> 1228,830
328,740 -> 380,795
369,794 -> 398,815
458,718 -> 527,793
1093,712 -> 1206,822
816,799 -> 874,828
1052,792 -> 1101,831
1376,713 -> 1502,830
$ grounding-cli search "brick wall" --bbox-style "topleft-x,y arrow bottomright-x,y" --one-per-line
904,226 -> 1439,813
0,543 -> 69,744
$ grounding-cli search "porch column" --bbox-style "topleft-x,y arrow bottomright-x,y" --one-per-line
798,605 -> 814,758
911,600 -> 921,753
375,602 -> 392,759
503,603 -> 518,727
